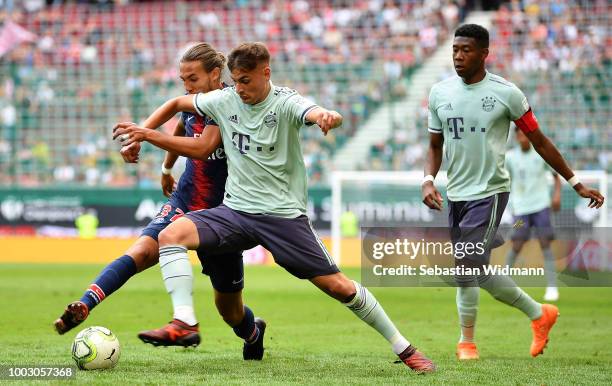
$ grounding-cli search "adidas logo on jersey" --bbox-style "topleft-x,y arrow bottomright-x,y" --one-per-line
441,103 -> 453,111
229,114 -> 240,124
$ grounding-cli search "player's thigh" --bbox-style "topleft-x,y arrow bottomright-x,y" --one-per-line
124,235 -> 159,272
252,214 -> 339,280
184,205 -> 257,252
198,249 -> 246,294
511,214 -> 531,248
460,193 -> 508,229
143,198 -> 189,246
158,217 -> 200,249
455,192 -> 509,264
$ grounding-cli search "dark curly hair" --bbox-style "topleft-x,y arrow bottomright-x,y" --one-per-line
455,24 -> 489,48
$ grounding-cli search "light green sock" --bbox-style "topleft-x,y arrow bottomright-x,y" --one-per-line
505,249 -> 519,267
478,274 -> 542,320
542,248 -> 557,287
344,281 -> 410,355
456,286 -> 479,343
159,245 -> 197,326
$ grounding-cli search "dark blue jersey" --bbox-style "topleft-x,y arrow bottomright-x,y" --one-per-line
172,111 -> 227,211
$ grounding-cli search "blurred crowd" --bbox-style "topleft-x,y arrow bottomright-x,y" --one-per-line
363,0 -> 610,173
0,0 -> 462,187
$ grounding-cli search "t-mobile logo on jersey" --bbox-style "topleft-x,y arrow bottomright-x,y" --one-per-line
232,132 -> 275,155
447,117 -> 486,139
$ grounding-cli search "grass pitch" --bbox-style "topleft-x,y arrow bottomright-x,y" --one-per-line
1,263 -> 611,385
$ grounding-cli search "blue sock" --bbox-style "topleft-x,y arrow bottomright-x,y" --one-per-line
232,306 -> 259,343
80,255 -> 137,310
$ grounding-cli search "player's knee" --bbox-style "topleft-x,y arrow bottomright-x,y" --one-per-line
125,239 -> 159,272
158,226 -> 184,247
539,239 -> 551,249
455,274 -> 478,287
512,240 -> 524,253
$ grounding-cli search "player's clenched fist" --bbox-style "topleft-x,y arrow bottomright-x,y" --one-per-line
316,110 -> 342,135
120,142 -> 141,163
422,181 -> 444,211
113,122 -> 149,147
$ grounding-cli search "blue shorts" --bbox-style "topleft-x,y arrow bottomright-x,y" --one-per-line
184,204 -> 339,279
511,207 -> 554,241
140,197 -> 187,241
142,197 -> 244,293
448,192 -> 509,265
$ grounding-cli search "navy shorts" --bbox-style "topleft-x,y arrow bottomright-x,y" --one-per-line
448,192 -> 509,265
197,249 -> 244,293
184,204 -> 340,279
141,197 -> 187,241
141,198 -> 244,293
511,207 -> 554,241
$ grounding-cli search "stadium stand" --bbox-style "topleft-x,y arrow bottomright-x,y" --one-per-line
0,0 -> 461,186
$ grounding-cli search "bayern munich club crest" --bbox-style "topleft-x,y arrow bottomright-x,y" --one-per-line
481,96 -> 497,112
264,111 -> 278,128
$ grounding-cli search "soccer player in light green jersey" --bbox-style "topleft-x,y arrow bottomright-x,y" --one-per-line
114,42 -> 435,372
506,126 -> 562,302
421,24 -> 604,361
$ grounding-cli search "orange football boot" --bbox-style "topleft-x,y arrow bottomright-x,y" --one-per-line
398,346 -> 436,373
456,342 -> 479,360
138,319 -> 200,347
530,304 -> 559,357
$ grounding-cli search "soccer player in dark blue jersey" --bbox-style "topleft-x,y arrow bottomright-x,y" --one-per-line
54,43 -> 243,348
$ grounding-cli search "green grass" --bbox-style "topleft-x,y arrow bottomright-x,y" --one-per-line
1,264 -> 611,385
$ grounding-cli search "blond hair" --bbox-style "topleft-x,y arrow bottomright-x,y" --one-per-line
181,42 -> 226,73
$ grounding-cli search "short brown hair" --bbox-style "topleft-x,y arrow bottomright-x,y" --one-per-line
228,42 -> 270,72
181,42 -> 226,73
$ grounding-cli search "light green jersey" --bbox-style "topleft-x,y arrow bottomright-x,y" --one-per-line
428,71 -> 532,201
194,82 -> 318,217
506,146 -> 552,216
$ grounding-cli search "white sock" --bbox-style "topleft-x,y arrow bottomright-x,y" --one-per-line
344,280 -> 410,355
174,305 -> 197,326
159,245 -> 197,326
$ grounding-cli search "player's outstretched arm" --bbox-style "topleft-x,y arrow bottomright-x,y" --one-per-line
305,107 -> 343,135
113,124 -> 222,161
116,94 -> 196,164
422,133 -> 444,210
525,128 -> 604,208
143,95 -> 197,130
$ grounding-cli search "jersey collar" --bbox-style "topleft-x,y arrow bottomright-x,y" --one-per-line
461,71 -> 490,89
247,81 -> 275,110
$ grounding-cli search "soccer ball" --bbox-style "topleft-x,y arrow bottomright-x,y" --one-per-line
71,326 -> 121,370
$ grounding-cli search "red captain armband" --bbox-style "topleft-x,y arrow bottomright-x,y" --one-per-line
514,109 -> 539,134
